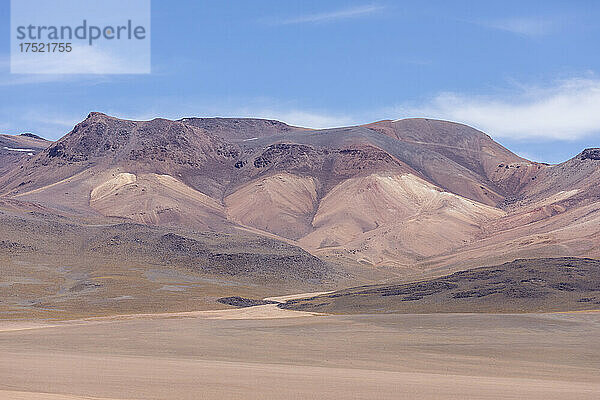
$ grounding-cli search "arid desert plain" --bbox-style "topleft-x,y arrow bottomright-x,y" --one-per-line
1,305 -> 599,400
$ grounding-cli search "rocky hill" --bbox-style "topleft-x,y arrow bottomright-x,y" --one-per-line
281,258 -> 600,313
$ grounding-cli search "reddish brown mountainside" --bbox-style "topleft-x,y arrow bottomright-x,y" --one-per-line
0,113 -> 598,273
0,132 -> 51,175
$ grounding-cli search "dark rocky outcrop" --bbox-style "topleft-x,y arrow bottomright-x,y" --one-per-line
217,296 -> 278,308
580,148 -> 600,161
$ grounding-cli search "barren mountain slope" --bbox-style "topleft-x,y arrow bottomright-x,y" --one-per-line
299,173 -> 504,267
506,148 -> 600,209
410,196 -> 600,277
420,149 -> 600,273
0,133 -> 51,176
1,113 -> 598,274
90,172 -> 229,230
364,119 -> 540,204
224,173 -> 318,239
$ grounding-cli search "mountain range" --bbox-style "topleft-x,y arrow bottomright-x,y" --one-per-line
1,113 -> 599,317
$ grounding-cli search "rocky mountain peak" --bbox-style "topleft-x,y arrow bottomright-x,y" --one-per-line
579,148 -> 600,161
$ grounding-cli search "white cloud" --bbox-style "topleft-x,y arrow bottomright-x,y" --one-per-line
402,78 -> 600,141
0,74 -> 71,86
0,50 -> 139,86
275,4 -> 384,25
483,17 -> 557,36
11,44 -> 148,74
0,56 -> 65,85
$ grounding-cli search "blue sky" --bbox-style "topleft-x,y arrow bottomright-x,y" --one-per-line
1,0 -> 600,163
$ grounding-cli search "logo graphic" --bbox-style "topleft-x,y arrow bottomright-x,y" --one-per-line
11,0 -> 151,74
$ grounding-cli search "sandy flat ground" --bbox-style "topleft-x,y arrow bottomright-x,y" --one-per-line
0,304 -> 319,333
0,310 -> 599,400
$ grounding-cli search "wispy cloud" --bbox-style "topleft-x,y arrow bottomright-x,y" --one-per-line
0,56 -> 67,86
0,54 -> 115,86
10,45 -> 148,75
400,77 -> 600,141
275,4 -> 385,25
0,42 -> 151,86
0,75 -> 67,86
481,17 -> 557,36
